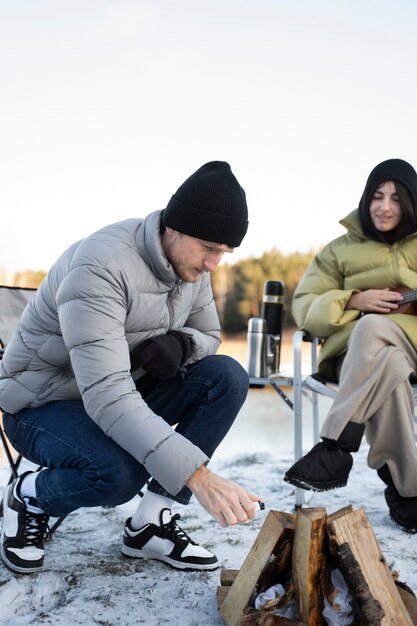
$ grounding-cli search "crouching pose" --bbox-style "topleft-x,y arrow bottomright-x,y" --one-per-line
284,158 -> 417,532
0,161 -> 262,575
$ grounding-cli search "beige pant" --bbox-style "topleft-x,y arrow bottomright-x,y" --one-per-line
321,314 -> 417,497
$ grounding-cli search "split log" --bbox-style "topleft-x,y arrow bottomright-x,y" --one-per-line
218,507 -> 416,625
221,569 -> 241,587
396,585 -> 417,623
256,528 -> 293,594
292,508 -> 327,626
327,507 -> 413,625
218,570 -> 240,608
220,511 -> 295,626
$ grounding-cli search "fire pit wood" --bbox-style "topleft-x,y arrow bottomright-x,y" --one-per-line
218,507 -> 417,626
219,511 -> 295,626
396,585 -> 417,623
292,507 -> 327,626
326,507 -> 413,625
235,608 -> 306,625
218,570 -> 241,607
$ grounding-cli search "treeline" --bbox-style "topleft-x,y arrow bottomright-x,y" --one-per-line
4,248 -> 315,334
212,248 -> 315,333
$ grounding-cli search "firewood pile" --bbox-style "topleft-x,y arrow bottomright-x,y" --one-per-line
218,506 -> 417,626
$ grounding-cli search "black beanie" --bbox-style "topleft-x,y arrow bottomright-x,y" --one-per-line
161,161 -> 249,247
359,158 -> 417,241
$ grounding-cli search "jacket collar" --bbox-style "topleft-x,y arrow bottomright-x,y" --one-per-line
136,210 -> 179,285
339,208 -> 417,243
339,209 -> 366,239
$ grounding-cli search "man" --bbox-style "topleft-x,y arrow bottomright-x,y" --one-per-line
0,161 -> 261,575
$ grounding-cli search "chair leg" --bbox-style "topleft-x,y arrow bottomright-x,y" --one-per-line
46,516 -> 67,540
293,330 -> 305,507
0,425 -> 22,483
0,427 -> 66,537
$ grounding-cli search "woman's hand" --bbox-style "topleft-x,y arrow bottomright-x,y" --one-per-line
346,288 -> 403,314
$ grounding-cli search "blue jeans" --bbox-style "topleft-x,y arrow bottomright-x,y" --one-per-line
3,355 -> 249,517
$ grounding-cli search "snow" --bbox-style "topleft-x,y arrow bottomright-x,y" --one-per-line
1,387 -> 417,626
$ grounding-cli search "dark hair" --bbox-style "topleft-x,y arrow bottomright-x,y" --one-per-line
362,181 -> 415,244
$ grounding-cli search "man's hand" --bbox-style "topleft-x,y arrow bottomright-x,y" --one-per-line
186,465 -> 263,527
130,331 -> 192,380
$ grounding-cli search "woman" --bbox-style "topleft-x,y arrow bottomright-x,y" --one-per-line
284,158 -> 417,532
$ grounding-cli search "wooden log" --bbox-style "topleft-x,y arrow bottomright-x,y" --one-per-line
221,569 -> 240,586
292,507 -> 327,626
325,504 -> 353,521
217,570 -> 242,609
256,528 -> 293,594
396,585 -> 417,624
218,585 -> 233,609
326,507 -> 413,625
220,511 -> 295,626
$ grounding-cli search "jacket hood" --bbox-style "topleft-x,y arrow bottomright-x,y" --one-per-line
358,158 -> 417,242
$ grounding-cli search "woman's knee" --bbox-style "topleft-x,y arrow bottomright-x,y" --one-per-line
349,314 -> 396,349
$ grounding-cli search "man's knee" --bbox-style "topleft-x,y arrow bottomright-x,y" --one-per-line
208,354 -> 249,395
214,355 -> 249,416
90,454 -> 147,505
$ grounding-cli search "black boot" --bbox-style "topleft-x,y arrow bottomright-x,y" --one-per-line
377,465 -> 417,533
283,422 -> 365,492
377,464 -> 394,487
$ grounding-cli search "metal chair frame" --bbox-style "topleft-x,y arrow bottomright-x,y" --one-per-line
0,286 -> 66,537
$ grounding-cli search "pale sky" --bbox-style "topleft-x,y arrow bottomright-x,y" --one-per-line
1,0 -> 417,277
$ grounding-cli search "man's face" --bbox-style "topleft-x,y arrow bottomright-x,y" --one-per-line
162,228 -> 234,283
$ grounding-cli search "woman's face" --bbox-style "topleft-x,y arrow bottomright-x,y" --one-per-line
369,181 -> 402,232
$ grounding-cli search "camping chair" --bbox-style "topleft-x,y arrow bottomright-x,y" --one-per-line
292,328 -> 417,507
0,285 -> 65,536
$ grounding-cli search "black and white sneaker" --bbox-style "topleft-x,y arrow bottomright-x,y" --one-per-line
1,472 -> 49,574
121,508 -> 219,571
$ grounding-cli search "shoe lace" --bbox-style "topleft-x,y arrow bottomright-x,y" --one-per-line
23,510 -> 50,545
162,513 -> 196,546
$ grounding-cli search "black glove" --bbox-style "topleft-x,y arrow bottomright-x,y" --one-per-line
130,330 -> 192,380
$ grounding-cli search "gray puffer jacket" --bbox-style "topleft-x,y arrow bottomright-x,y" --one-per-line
0,211 -> 221,495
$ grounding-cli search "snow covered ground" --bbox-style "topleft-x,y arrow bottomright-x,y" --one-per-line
1,387 -> 417,625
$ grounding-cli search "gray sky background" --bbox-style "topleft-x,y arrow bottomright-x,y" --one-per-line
1,0 -> 417,275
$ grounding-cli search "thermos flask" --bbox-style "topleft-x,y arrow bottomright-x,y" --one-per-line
247,317 -> 267,378
261,280 -> 285,375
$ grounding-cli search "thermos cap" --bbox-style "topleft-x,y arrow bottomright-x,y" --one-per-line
248,317 -> 267,333
264,280 -> 284,295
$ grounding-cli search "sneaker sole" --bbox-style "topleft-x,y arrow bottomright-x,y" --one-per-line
121,546 -> 219,571
283,473 -> 348,492
0,542 -> 44,574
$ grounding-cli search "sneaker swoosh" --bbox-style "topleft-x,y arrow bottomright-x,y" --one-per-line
145,537 -> 176,556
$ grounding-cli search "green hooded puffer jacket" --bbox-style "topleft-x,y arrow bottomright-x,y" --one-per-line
292,209 -> 417,380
